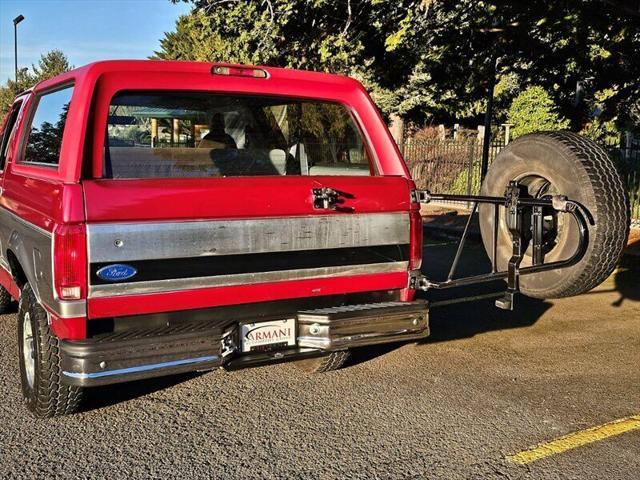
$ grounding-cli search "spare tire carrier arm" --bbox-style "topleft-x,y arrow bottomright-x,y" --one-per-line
411,181 -> 593,310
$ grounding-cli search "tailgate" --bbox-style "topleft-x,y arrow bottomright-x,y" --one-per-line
83,86 -> 414,319
83,176 -> 412,319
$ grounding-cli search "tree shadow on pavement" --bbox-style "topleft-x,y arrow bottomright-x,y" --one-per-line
581,264 -> 640,307
611,267 -> 640,306
576,231 -> 640,306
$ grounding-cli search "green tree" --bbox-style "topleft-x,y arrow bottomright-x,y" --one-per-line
508,86 -> 570,138
159,1 -> 640,133
156,1 -> 427,118
0,68 -> 35,120
392,1 -> 640,131
0,50 -> 72,118
32,50 -> 72,81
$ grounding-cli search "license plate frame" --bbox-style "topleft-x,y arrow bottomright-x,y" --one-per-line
240,318 -> 297,353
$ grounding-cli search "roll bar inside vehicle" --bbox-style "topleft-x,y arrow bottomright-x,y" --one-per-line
409,181 -> 593,310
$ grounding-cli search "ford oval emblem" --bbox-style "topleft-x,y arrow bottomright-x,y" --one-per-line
96,264 -> 137,282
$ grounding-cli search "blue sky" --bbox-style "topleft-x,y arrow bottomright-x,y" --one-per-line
0,0 -> 191,83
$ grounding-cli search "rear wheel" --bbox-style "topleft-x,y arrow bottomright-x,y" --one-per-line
296,351 -> 351,373
479,132 -> 629,299
18,284 -> 83,417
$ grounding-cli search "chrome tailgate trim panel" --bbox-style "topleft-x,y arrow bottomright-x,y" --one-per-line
87,213 -> 410,263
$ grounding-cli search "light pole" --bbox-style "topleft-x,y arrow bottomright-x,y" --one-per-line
480,50 -> 498,181
477,18 -> 519,181
13,15 -> 25,83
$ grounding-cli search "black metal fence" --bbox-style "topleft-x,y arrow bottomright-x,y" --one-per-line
403,139 -> 502,195
403,138 -> 640,224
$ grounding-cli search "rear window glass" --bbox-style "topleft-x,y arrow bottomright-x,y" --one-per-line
23,85 -> 73,167
104,92 -> 373,178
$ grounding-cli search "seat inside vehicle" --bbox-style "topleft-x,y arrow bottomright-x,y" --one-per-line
105,92 -> 372,178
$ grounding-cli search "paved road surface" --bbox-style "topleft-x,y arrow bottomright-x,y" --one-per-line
0,243 -> 638,479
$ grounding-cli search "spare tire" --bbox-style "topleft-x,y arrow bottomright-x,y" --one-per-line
479,131 -> 629,299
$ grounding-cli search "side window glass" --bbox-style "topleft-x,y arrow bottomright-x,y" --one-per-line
22,85 -> 73,166
0,101 -> 22,171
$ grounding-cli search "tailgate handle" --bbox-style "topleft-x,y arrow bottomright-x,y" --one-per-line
312,187 -> 339,209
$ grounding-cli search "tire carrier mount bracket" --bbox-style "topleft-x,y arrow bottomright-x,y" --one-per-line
411,181 -> 593,310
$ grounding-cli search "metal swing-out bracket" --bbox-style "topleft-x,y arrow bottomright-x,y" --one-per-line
411,181 -> 593,310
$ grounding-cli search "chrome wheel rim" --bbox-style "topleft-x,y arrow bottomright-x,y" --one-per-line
22,311 -> 35,389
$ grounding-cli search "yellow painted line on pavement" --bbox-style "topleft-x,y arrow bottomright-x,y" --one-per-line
508,415 -> 640,465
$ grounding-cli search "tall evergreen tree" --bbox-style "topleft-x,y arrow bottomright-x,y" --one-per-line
0,50 -> 73,118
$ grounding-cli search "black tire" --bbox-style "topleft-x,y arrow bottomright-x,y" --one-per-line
18,284 -> 83,417
296,351 -> 351,373
479,131 -> 629,299
0,285 -> 13,314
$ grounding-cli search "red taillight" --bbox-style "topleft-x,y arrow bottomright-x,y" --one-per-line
211,65 -> 268,78
409,210 -> 423,270
53,224 -> 87,301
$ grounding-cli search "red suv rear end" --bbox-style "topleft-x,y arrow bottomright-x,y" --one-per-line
0,61 -> 427,417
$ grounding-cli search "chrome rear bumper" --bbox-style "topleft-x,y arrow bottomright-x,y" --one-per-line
60,300 -> 429,387
60,324 -> 228,387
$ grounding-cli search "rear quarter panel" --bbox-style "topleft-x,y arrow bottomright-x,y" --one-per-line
0,76 -> 87,319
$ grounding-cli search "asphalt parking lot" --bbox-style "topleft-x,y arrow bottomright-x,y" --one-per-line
0,242 -> 638,479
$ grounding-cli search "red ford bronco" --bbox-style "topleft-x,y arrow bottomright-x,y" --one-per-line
0,61 -> 627,417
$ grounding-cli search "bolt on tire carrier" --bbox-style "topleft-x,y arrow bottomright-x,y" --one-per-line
411,181 -> 593,310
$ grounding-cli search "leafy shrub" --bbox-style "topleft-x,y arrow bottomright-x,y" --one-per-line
508,86 -> 569,139
449,161 -> 482,195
